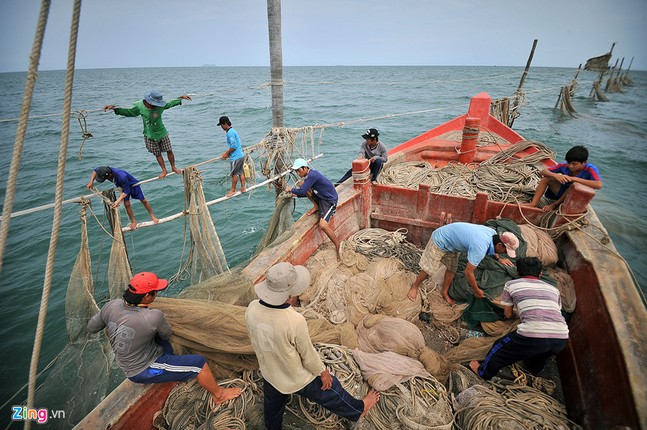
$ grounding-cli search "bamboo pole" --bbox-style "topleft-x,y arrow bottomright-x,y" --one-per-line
509,39 -> 538,128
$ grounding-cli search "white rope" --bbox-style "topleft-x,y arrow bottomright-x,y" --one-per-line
119,153 -> 323,232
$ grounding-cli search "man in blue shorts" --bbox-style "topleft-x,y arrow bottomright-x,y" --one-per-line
87,166 -> 158,231
469,257 -> 569,379
407,222 -> 519,305
526,145 -> 602,212
286,159 -> 341,259
217,116 -> 247,197
104,90 -> 191,179
87,272 -> 241,404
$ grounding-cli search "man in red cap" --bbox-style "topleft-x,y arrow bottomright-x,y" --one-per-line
87,272 -> 241,404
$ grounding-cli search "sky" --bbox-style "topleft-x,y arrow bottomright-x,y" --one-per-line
0,0 -> 645,72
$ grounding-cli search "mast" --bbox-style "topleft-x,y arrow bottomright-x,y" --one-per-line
267,0 -> 284,128
509,39 -> 537,128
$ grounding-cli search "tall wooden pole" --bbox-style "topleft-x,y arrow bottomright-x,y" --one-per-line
267,0 -> 284,128
509,39 -> 537,128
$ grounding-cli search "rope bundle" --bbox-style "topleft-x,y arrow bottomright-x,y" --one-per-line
377,140 -> 556,203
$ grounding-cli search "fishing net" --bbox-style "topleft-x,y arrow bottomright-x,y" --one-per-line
173,166 -> 229,284
104,189 -> 133,298
33,202 -> 123,428
255,192 -> 295,252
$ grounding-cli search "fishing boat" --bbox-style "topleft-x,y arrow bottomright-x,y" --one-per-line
74,91 -> 646,430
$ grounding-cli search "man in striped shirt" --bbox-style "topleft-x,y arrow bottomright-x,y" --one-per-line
469,257 -> 569,380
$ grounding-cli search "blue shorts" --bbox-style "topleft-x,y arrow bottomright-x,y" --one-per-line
312,194 -> 337,222
125,186 -> 145,202
129,347 -> 206,384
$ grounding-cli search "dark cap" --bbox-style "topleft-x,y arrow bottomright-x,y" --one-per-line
128,272 -> 168,295
217,116 -> 230,126
95,166 -> 112,182
361,128 -> 379,139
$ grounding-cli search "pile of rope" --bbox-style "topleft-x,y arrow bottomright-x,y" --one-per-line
453,381 -> 580,429
153,371 -> 263,430
377,141 -> 556,203
148,222 -> 579,429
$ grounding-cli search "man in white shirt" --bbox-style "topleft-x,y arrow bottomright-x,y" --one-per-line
245,262 -> 380,429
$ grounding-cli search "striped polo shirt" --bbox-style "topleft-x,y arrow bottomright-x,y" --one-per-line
501,277 -> 569,339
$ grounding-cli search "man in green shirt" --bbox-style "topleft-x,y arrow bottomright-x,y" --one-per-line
104,90 -> 191,178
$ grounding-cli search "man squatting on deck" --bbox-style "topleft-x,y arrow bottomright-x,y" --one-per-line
470,257 -> 569,379
87,166 -> 158,231
407,222 -> 519,305
104,90 -> 191,179
336,128 -> 388,185
286,158 -> 342,259
87,272 -> 241,405
246,263 -> 380,429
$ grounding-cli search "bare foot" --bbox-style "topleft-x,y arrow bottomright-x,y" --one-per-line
130,221 -> 138,231
225,190 -> 236,198
361,389 -> 380,417
212,387 -> 242,405
158,170 -> 168,179
172,167 -> 183,175
240,187 -> 247,193
407,286 -> 419,302
305,207 -> 318,216
442,292 -> 456,306
151,216 -> 159,224
469,360 -> 480,375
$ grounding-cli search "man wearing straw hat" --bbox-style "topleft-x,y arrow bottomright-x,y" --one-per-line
104,90 -> 191,179
245,262 -> 380,429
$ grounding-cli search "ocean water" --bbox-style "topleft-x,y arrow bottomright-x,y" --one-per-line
0,66 -> 646,422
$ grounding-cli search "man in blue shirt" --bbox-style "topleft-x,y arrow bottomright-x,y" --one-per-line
87,166 -> 158,230
407,222 -> 518,305
218,116 -> 247,197
526,145 -> 602,212
286,159 -> 341,259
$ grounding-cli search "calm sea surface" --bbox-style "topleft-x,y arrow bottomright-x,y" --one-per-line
1,66 -> 646,422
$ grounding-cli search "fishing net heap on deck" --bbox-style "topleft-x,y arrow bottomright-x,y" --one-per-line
42,133 -> 578,429
152,220 -> 578,429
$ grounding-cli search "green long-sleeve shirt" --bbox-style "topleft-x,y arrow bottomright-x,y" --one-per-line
114,99 -> 182,141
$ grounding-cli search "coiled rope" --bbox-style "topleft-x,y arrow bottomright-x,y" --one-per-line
343,228 -> 423,273
378,140 -> 555,204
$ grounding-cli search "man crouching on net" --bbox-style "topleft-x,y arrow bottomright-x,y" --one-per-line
87,272 -> 241,405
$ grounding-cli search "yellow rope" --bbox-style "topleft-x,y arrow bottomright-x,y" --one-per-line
26,1 -> 81,428
0,0 -> 52,273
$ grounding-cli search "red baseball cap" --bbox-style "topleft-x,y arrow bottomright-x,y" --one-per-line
128,272 -> 168,294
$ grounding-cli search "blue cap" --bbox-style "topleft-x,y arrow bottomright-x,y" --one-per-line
292,158 -> 309,170
144,90 -> 166,107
